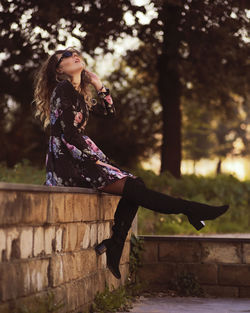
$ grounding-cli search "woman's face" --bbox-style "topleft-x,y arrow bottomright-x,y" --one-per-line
56,51 -> 85,76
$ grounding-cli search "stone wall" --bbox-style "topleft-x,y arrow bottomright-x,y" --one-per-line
0,182 -> 133,313
138,235 -> 250,298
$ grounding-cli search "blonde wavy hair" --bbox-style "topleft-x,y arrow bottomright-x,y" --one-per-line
32,46 -> 96,130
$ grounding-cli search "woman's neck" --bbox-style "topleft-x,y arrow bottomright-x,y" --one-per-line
71,72 -> 81,91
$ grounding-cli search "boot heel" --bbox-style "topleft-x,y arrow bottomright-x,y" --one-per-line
95,242 -> 107,255
187,216 -> 205,231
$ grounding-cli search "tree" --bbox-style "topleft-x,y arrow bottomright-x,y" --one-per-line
1,0 -> 249,178
126,0 -> 250,177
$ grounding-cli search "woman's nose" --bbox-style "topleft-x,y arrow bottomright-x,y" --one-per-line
74,56 -> 80,63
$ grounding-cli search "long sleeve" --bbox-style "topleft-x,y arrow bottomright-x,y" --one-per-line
55,84 -> 99,163
89,87 -> 116,118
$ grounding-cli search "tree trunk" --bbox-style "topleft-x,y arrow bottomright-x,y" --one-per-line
157,2 -> 182,178
216,158 -> 222,175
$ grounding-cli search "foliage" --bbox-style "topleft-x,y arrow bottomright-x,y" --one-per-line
91,282 -> 134,313
91,233 -> 146,313
168,270 -> 205,297
128,233 -> 146,284
0,159 -> 45,185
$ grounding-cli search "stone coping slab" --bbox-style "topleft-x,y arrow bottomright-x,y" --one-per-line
0,181 -> 118,196
138,234 -> 250,242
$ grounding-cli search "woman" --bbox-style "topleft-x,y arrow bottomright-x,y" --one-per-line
33,46 -> 230,280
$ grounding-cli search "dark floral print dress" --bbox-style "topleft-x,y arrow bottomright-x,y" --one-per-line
44,79 -> 136,192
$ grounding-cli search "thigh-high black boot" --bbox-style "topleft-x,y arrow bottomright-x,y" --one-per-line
95,195 -> 139,279
122,177 -> 230,231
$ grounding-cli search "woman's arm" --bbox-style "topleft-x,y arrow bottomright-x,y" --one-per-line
56,82 -> 99,163
85,69 -> 116,118
96,159 -> 122,173
89,85 -> 116,118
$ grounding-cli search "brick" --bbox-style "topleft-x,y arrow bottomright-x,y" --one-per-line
176,262 -> 218,284
90,223 -> 97,247
74,250 -> 97,278
22,192 -> 48,224
105,267 -> 121,291
0,262 -> 25,300
97,222 -> 104,243
101,195 -> 119,220
0,191 -> 22,225
0,303 -> 9,313
63,253 -> 78,282
0,259 -> 49,301
73,193 -> 84,221
137,262 -> 177,284
120,241 -> 131,264
49,255 -> 64,287
55,227 -> 63,252
29,259 -> 49,293
218,264 -> 250,286
76,222 -> 87,250
97,252 -> 107,269
159,241 -> 201,263
96,221 -> 111,244
243,243 -> 250,263
82,275 -> 98,306
239,286 -> 250,297
202,284 -> 239,297
81,223 -> 90,249
6,227 -> 19,260
19,227 -> 33,259
49,250 -> 98,287
104,221 -> 111,238
201,241 -> 241,264
5,290 -> 63,313
33,226 -> 45,257
44,226 -> 55,254
62,223 -> 77,252
120,263 -> 130,285
0,229 -> 6,262
48,193 -> 65,223
64,194 -> 74,222
73,194 -> 93,221
64,278 -> 87,311
89,196 -> 99,220
140,241 -> 159,263
95,270 -> 106,293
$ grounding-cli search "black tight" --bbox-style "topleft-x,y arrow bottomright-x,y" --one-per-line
99,176 -> 145,196
99,176 -> 128,196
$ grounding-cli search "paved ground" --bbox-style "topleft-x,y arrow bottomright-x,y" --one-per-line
120,295 -> 250,313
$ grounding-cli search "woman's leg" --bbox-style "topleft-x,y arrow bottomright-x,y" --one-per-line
99,176 -> 128,195
95,196 -> 139,279
96,176 -> 142,279
121,176 -> 229,230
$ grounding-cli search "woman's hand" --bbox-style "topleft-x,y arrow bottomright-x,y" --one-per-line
84,69 -> 103,91
96,159 -> 122,173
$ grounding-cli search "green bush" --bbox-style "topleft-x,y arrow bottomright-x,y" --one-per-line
0,159 -> 45,185
168,270 -> 205,297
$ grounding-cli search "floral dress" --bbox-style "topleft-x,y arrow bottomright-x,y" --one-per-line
44,79 -> 136,192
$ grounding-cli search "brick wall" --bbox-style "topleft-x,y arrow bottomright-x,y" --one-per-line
0,182 -> 133,313
137,235 -> 250,298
